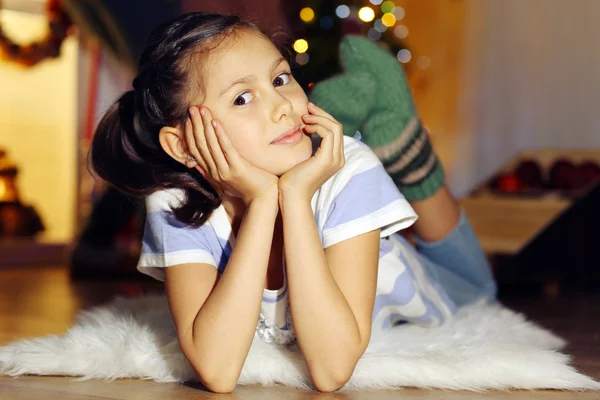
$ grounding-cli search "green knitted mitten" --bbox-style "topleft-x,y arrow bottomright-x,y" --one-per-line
309,72 -> 377,137
309,35 -> 445,201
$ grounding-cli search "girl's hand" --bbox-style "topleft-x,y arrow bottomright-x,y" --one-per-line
278,102 -> 345,201
185,106 -> 279,205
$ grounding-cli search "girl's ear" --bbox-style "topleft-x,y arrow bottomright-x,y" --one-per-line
159,125 -> 196,169
158,125 -> 208,177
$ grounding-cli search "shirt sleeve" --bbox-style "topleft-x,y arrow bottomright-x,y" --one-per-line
320,139 -> 418,248
136,191 -> 217,282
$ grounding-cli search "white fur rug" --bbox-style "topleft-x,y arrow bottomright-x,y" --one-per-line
0,294 -> 598,392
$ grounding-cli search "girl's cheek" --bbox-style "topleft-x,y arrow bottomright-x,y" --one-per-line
295,94 -> 309,110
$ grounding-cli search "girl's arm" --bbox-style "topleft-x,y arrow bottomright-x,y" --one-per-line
164,105 -> 282,393
165,194 -> 279,393
275,102 -> 380,391
280,195 -> 380,392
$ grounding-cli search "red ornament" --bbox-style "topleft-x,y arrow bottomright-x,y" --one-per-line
579,161 -> 600,188
515,159 -> 544,189
497,173 -> 521,193
549,159 -> 577,191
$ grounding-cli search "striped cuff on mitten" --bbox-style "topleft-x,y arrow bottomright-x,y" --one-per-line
379,122 -> 445,202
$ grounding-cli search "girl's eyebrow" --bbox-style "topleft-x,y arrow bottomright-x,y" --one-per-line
219,57 -> 287,97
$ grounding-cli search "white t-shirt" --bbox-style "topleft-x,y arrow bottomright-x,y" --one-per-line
137,136 -> 456,345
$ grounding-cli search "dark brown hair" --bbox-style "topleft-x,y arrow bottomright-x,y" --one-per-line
89,13 -> 266,228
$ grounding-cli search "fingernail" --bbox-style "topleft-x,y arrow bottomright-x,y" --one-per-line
200,108 -> 206,116
212,120 -> 217,128
308,102 -> 314,107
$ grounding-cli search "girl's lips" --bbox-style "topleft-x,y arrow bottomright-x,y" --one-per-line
271,127 -> 303,145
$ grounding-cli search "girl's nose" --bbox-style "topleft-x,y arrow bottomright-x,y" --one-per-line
271,92 -> 293,122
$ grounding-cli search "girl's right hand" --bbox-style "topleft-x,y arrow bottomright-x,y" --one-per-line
185,106 -> 279,205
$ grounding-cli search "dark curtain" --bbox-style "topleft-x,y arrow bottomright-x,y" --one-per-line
62,0 -> 183,70
61,0 -> 301,71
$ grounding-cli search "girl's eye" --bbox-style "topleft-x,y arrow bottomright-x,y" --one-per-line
234,92 -> 254,106
273,72 -> 291,87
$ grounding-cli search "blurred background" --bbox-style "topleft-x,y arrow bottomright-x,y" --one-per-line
1,0 -> 599,296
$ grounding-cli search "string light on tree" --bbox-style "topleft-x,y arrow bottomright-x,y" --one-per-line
293,39 -> 309,53
397,49 -> 411,63
368,28 -> 382,41
296,52 -> 310,66
320,16 -> 334,29
416,56 -> 431,69
381,1 -> 395,14
374,19 -> 387,32
393,6 -> 405,20
394,24 -> 409,39
300,7 -> 315,23
358,7 -> 375,22
381,13 -> 396,27
294,0 -> 431,90
335,5 -> 351,19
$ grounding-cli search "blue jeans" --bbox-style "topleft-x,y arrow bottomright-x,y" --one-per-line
412,209 -> 498,307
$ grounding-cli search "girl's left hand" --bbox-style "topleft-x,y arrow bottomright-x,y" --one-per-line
278,102 -> 345,201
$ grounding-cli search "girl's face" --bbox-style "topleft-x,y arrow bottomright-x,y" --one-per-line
194,30 -> 313,176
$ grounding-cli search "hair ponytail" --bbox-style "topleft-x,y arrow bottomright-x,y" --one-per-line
90,90 -> 154,197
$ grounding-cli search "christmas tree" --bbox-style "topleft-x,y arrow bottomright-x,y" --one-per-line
289,0 -> 413,91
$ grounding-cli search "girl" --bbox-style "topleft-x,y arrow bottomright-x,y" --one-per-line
90,12 -> 496,393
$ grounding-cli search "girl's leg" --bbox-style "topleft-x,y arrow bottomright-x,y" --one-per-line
413,209 -> 498,307
408,185 -> 497,307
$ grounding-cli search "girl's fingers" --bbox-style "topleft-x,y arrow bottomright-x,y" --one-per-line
188,107 -> 216,174
184,117 -> 205,170
307,102 -> 340,126
302,114 -> 339,134
302,113 -> 343,159
200,107 -> 230,174
212,119 -> 241,167
303,124 -> 334,157
307,101 -> 332,117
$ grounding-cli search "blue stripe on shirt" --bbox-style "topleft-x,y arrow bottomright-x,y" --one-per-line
141,210 -> 231,273
322,165 -> 406,232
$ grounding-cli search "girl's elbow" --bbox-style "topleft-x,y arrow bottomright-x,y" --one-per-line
186,351 -> 239,393
195,369 -> 238,394
180,340 -> 241,393
310,343 -> 365,391
310,360 -> 356,392
312,369 -> 352,393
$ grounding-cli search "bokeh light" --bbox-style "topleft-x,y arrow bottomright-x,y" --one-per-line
335,5 -> 351,19
300,7 -> 315,23
295,52 -> 310,66
397,49 -> 412,63
368,28 -> 382,41
381,1 -> 395,14
393,6 -> 405,20
320,16 -> 334,29
293,39 -> 309,53
358,7 -> 375,22
394,25 -> 409,39
381,13 -> 396,27
374,19 -> 387,32
417,56 -> 431,69
369,0 -> 383,5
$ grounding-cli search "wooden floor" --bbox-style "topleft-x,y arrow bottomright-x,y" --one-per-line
1,264 -> 599,399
